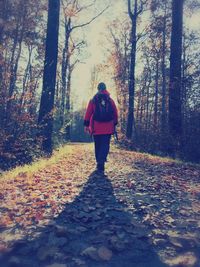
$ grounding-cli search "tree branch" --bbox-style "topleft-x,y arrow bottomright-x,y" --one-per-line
137,0 -> 148,16
76,2 -> 95,14
71,5 -> 110,31
128,0 -> 134,19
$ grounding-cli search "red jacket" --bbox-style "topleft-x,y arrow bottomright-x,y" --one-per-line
84,90 -> 118,135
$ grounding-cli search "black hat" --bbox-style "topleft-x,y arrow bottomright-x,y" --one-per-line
97,82 -> 106,91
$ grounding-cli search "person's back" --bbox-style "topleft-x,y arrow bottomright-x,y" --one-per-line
84,82 -> 118,173
93,93 -> 114,122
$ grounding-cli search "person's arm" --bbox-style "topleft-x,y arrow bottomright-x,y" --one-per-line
111,99 -> 118,126
84,100 -> 94,132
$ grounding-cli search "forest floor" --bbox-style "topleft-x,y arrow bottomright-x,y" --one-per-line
0,143 -> 200,267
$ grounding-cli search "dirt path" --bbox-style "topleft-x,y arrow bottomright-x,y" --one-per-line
0,143 -> 200,267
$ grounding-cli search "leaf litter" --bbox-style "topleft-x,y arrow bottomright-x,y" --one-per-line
0,143 -> 200,267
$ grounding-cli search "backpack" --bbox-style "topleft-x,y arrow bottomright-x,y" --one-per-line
93,94 -> 114,122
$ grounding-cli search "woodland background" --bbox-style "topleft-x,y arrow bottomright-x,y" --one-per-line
0,0 -> 200,171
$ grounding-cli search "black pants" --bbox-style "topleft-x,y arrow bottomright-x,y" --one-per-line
93,134 -> 111,164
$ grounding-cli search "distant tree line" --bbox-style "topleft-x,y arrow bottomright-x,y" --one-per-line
106,0 -> 200,162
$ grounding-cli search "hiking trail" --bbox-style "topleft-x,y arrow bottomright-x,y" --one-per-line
0,143 -> 200,267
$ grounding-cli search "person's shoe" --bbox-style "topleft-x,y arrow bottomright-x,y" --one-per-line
97,163 -> 105,172
94,163 -> 105,176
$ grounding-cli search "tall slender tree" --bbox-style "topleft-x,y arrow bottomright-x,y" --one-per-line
126,0 -> 146,139
168,0 -> 184,154
126,0 -> 137,139
0,0 -> 7,126
38,0 -> 60,154
161,2 -> 168,140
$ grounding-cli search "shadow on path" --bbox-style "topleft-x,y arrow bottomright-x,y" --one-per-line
1,171 -> 168,267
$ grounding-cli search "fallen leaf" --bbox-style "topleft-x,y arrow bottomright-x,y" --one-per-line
97,246 -> 112,261
165,252 -> 197,267
81,246 -> 99,261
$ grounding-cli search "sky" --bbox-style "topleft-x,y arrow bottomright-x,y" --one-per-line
70,0 -> 125,108
70,0 -> 200,110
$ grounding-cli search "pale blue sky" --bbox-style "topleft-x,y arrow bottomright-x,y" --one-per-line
70,0 -> 200,110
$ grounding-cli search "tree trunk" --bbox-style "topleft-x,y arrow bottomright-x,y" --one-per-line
29,70 -> 42,116
136,90 -> 141,126
6,4 -> 26,123
65,63 -> 72,141
168,0 -> 183,155
0,0 -> 7,126
126,0 -> 137,139
5,20 -> 20,123
38,0 -> 60,154
181,33 -> 187,123
139,87 -> 144,128
154,58 -> 159,129
61,19 -> 71,127
161,8 -> 167,138
19,45 -> 33,112
145,70 -> 151,132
